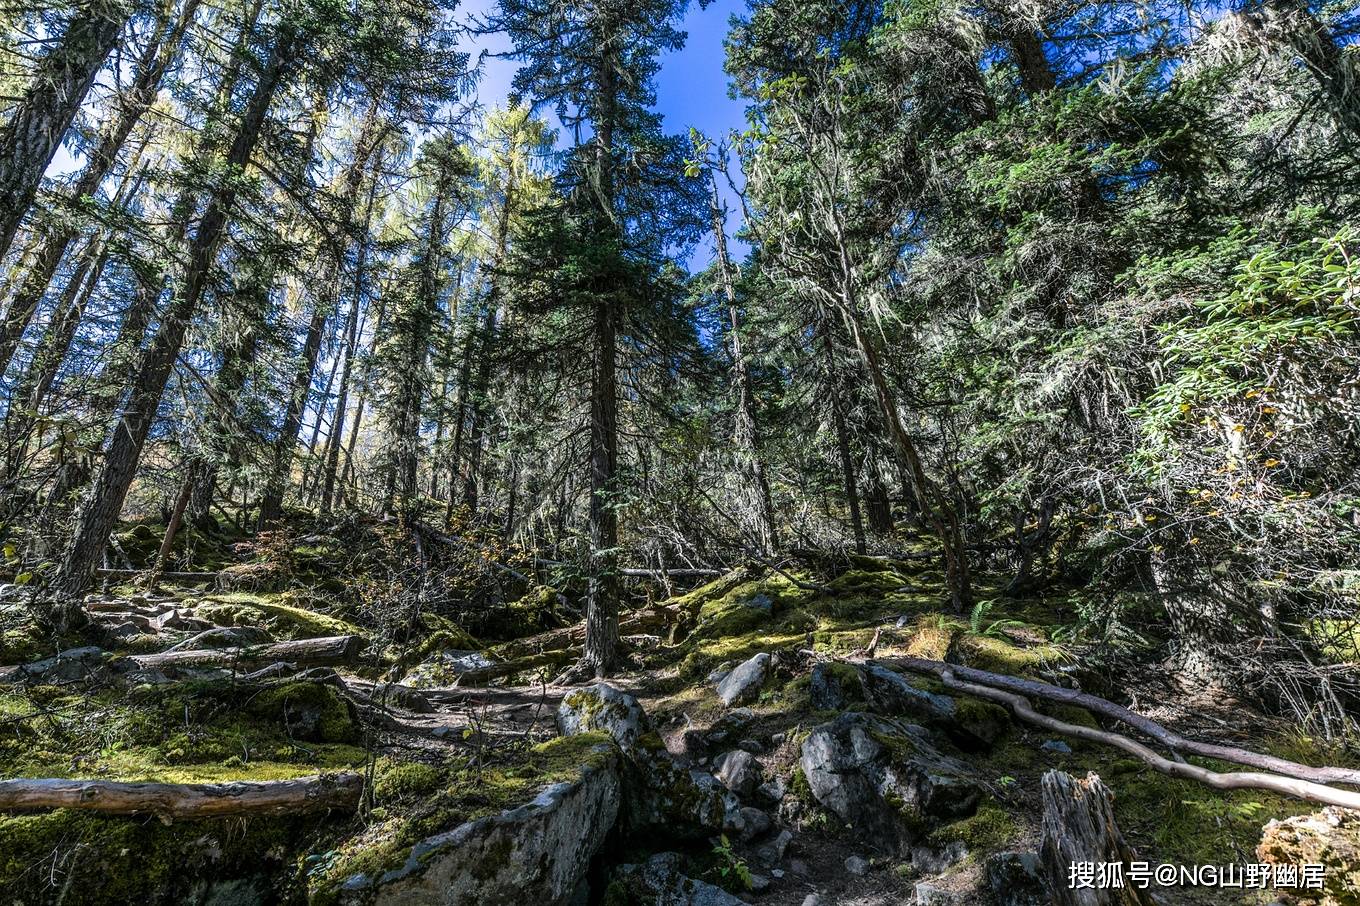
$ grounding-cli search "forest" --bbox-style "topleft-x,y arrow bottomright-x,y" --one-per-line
1,0 -> 1359,903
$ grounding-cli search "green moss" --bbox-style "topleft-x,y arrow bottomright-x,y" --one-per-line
930,801 -> 1017,852
247,682 -> 359,744
957,634 -> 1070,675
0,807 -> 316,903
309,737 -> 616,900
197,593 -> 362,639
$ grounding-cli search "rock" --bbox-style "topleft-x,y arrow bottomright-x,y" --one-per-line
911,841 -> 967,874
799,713 -> 982,853
757,828 -> 794,866
914,881 -> 962,905
1258,807 -> 1360,906
756,778 -> 786,805
737,806 -> 772,841
857,665 -> 1007,750
810,662 -> 858,710
1040,739 -> 1072,755
713,749 -> 763,799
17,646 -> 110,683
707,662 -> 734,684
737,738 -> 763,754
742,592 -> 773,612
715,652 -> 770,706
748,873 -> 770,892
557,683 -> 654,749
789,860 -> 810,878
983,851 -> 1047,906
629,741 -> 742,838
858,664 -> 955,724
150,609 -> 214,632
844,855 -> 869,876
705,708 -> 753,747
341,745 -> 621,905
895,615 -> 912,629
801,896 -> 822,906
610,852 -> 745,906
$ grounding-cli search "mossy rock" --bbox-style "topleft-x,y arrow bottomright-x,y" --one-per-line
246,681 -> 359,744
929,800 -> 1018,853
0,808 -> 318,904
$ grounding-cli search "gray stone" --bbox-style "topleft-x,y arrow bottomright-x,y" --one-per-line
556,683 -> 654,749
737,738 -> 763,754
788,860 -> 810,878
914,882 -> 962,905
713,749 -> 763,799
715,652 -> 771,706
1040,739 -> 1072,755
756,777 -> 786,805
17,646 -> 109,683
340,746 -> 621,905
809,662 -> 855,710
610,852 -> 745,906
742,592 -> 773,612
982,851 -> 1046,906
858,663 -> 955,724
799,713 -> 982,853
737,806 -> 772,841
757,828 -> 793,865
844,855 -> 870,876
706,662 -> 734,684
748,873 -> 770,892
800,895 -> 822,906
911,840 -> 967,874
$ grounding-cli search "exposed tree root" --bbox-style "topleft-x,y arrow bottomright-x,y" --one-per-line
0,773 -> 362,818
873,657 -> 1360,811
879,655 -> 1360,787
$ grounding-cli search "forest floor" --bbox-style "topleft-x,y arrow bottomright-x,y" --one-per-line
0,513 -> 1353,905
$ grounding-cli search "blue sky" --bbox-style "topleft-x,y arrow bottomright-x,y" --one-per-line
460,0 -> 750,266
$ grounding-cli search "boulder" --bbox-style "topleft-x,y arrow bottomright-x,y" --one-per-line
858,664 -> 1008,750
609,852 -> 744,906
713,749 -> 763,799
810,662 -> 860,711
737,806 -> 772,841
341,746 -> 621,905
912,840 -> 967,874
914,882 -> 963,905
799,713 -> 981,854
556,683 -> 654,749
716,652 -> 770,706
983,851 -> 1047,906
1257,807 -> 1360,906
757,828 -> 794,866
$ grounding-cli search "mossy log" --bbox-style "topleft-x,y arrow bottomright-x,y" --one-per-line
131,634 -> 366,670
1040,771 -> 1155,906
0,772 -> 362,818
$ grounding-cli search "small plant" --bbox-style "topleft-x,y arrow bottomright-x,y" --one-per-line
968,600 -> 1025,638
710,835 -> 754,892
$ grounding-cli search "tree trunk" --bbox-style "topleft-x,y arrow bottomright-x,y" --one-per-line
0,773 -> 361,818
0,0 -> 132,262
820,320 -> 865,555
711,175 -> 776,555
49,23 -> 299,610
131,633 -> 366,670
0,0 -> 201,375
1040,771 -> 1155,906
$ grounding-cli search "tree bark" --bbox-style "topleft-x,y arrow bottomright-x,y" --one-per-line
0,773 -> 361,818
131,633 -> 366,670
0,0 -> 202,375
1040,771 -> 1155,906
0,0 -> 132,262
820,319 -> 865,554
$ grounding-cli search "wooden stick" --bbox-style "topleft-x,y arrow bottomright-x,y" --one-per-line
879,656 -> 1360,787
884,659 -> 1360,810
0,773 -> 362,818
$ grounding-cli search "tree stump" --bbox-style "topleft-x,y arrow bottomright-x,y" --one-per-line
1040,770 -> 1157,906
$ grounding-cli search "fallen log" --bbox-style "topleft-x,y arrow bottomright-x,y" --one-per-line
131,635 -> 366,670
0,772 -> 362,818
878,657 -> 1360,810
879,655 -> 1360,788
1041,771 -> 1154,906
